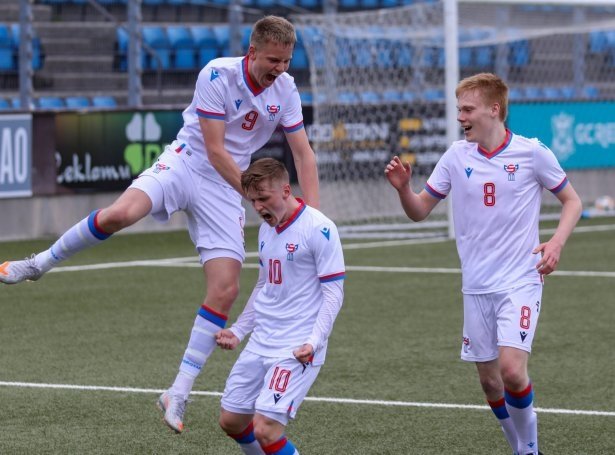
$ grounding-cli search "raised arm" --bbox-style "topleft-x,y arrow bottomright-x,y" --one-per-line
199,116 -> 244,196
385,156 -> 440,222
285,128 -> 320,208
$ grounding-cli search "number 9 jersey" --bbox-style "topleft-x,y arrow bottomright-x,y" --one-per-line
175,56 -> 305,187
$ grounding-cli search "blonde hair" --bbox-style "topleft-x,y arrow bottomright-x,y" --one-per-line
241,158 -> 290,193
456,72 -> 509,122
250,16 -> 296,50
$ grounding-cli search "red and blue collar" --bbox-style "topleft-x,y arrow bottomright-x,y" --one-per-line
478,129 -> 513,159
242,56 -> 264,97
276,199 -> 306,234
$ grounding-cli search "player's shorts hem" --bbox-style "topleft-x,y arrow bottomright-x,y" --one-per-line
497,341 -> 532,354
198,247 -> 244,264
461,354 -> 499,363
221,401 -> 254,416
254,407 -> 291,426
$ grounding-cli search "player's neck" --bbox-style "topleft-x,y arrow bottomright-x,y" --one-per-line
278,197 -> 301,226
479,124 -> 508,153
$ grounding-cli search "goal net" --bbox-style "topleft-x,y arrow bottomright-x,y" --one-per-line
292,1 -> 615,239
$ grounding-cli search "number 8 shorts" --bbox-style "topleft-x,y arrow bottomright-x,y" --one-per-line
461,283 -> 543,362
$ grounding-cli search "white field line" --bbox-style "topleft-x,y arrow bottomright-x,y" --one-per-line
49,260 -> 615,279
44,222 -> 615,276
0,381 -> 613,417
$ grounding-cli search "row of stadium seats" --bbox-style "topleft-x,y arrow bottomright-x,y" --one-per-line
0,24 -> 44,72
116,25 -> 309,71
115,24 -> 530,73
589,30 -> 615,55
0,95 -> 118,110
39,0 -> 435,10
300,84 -> 601,105
508,85 -> 600,101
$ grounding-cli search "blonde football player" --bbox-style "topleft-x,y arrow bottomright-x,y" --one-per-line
216,158 -> 345,455
385,73 -> 582,455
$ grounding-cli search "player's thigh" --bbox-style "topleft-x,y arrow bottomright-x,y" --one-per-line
187,177 -> 246,263
255,358 -> 321,425
496,284 -> 543,353
221,351 -> 269,415
129,146 -> 190,222
461,293 -> 499,362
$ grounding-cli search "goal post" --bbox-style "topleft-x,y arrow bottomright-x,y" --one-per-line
292,0 -> 615,239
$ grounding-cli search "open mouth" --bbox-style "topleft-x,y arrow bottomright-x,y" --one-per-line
265,74 -> 277,84
261,213 -> 274,223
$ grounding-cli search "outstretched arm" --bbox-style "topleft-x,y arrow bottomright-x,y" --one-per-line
285,129 -> 320,208
199,117 -> 244,196
385,156 -> 439,222
533,183 -> 582,275
215,268 -> 266,350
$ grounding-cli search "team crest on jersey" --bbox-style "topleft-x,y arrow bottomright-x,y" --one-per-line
267,104 -> 281,121
504,163 -> 519,181
286,243 -> 299,261
210,69 -> 219,81
153,163 -> 170,173
234,99 -> 242,109
260,241 -> 265,251
465,167 -> 473,178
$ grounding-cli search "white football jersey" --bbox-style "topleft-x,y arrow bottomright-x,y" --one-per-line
245,202 -> 346,365
174,56 -> 304,186
426,130 -> 568,294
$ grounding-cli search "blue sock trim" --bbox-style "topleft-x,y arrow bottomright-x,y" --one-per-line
197,306 -> 227,329
87,210 -> 111,240
505,385 -> 534,409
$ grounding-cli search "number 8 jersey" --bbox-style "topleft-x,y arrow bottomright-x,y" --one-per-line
425,130 -> 568,294
175,56 -> 305,186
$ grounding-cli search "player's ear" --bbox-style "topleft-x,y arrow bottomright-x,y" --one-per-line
248,45 -> 256,59
282,183 -> 291,198
491,102 -> 500,118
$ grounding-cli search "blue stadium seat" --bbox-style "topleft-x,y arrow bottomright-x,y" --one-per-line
299,91 -> 313,105
167,25 -> 196,69
423,88 -> 444,101
589,31 -> 608,53
542,87 -> 561,100
142,26 -> 171,70
0,24 -> 13,70
508,40 -> 530,67
474,45 -> 494,68
299,27 -> 325,69
92,96 -> 118,107
524,86 -> 543,99
508,87 -> 524,101
38,96 -> 65,109
116,28 -> 129,71
382,89 -> 402,102
337,91 -> 359,104
582,85 -> 600,99
459,47 -> 472,68
241,24 -> 252,53
339,0 -> 359,9
0,98 -> 10,109
360,0 -> 379,8
212,25 -> 231,57
360,91 -> 380,103
401,91 -> 417,102
380,0 -> 399,7
65,96 -> 91,108
292,42 -> 309,70
191,25 -> 218,68
10,24 -> 44,70
298,0 -> 319,8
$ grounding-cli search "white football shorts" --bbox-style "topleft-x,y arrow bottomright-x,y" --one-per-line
221,350 -> 321,426
461,283 -> 543,362
129,145 -> 245,263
